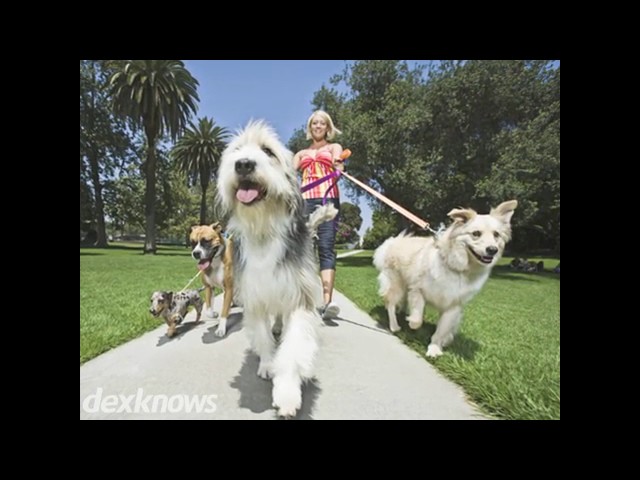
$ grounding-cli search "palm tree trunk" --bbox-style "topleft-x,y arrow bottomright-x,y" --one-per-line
199,184 -> 208,225
86,63 -> 108,248
88,148 -> 108,247
143,133 -> 157,254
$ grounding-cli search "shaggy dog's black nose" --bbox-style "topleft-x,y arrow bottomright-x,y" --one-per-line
193,250 -> 201,259
486,246 -> 498,256
235,159 -> 256,176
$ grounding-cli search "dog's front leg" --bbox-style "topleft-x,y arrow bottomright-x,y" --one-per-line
204,285 -> 217,318
272,308 -> 318,418
166,315 -> 178,338
427,306 -> 463,357
216,258 -> 234,337
244,310 -> 275,379
194,298 -> 203,323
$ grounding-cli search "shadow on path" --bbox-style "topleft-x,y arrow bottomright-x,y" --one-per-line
202,312 -> 244,344
229,349 -> 321,420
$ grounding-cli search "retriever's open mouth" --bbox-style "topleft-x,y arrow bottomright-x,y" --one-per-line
236,181 -> 266,205
468,247 -> 495,264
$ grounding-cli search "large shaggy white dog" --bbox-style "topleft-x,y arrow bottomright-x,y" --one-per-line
373,200 -> 517,358
217,120 -> 336,418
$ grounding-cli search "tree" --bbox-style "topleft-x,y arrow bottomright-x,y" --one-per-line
362,209 -> 398,250
476,65 -> 560,251
104,144 -> 204,244
107,60 -> 199,254
336,202 -> 362,244
171,117 -> 229,224
321,60 -> 560,251
80,60 -> 134,246
104,170 -> 145,236
287,128 -> 307,155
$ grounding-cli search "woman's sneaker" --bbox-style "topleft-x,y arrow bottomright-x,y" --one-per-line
321,302 -> 340,320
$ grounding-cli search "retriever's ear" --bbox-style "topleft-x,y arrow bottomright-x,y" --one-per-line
447,208 -> 476,224
490,200 -> 518,224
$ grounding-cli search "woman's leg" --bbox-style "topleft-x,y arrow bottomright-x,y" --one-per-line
315,198 -> 340,315
320,268 -> 335,304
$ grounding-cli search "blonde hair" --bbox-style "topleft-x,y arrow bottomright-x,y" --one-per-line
305,110 -> 342,141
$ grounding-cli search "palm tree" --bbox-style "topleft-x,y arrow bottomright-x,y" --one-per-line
107,60 -> 199,254
171,117 -> 229,225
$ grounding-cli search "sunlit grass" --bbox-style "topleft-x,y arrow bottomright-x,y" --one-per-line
335,251 -> 560,420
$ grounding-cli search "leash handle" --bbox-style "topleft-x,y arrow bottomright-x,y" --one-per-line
340,149 -> 352,160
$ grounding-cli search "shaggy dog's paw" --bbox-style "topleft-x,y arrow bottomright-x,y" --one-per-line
214,318 -> 227,337
272,382 -> 301,418
408,317 -> 423,330
426,344 -> 443,357
389,323 -> 401,333
257,361 -> 273,379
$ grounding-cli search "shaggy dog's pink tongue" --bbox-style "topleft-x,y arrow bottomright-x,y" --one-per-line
198,260 -> 211,271
236,188 -> 259,203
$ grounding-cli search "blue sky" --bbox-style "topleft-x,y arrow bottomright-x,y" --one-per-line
182,60 -> 372,234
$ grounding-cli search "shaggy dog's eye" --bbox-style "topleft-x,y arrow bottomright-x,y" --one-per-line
472,231 -> 481,238
262,147 -> 274,157
493,231 -> 500,239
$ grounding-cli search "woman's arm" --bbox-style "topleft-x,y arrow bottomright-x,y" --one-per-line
292,150 -> 304,170
332,143 -> 344,171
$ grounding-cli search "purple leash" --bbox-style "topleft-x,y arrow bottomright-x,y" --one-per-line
300,170 -> 342,205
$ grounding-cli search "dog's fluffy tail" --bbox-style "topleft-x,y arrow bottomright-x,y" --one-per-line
373,236 -> 394,271
307,204 -> 338,232
373,230 -> 414,271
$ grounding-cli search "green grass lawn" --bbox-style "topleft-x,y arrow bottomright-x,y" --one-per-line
80,243 -> 196,364
81,245 -> 559,420
335,251 -> 560,420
